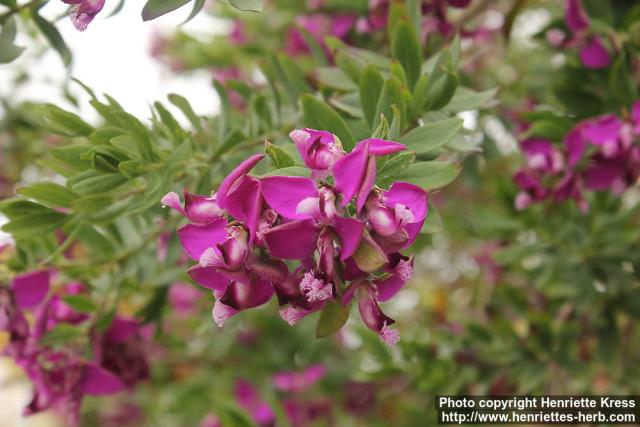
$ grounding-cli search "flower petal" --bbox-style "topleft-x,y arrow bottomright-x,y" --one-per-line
357,138 -> 406,156
263,220 -> 320,260
355,156 -> 377,212
217,153 -> 264,208
332,144 -> 368,206
187,265 -> 230,291
220,279 -> 273,310
383,182 -> 428,223
357,285 -> 395,333
579,36 -> 610,69
260,176 -> 319,219
375,257 -> 414,302
184,192 -> 224,223
82,363 -> 125,395
177,218 -> 229,260
12,270 -> 50,309
332,216 -> 364,260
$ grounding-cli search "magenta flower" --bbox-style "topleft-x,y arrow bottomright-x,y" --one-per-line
11,270 -> 50,309
168,282 -> 202,316
562,0 -> 610,69
162,190 -> 224,224
62,0 -> 105,31
168,132 -> 427,344
290,128 -> 345,179
273,364 -> 327,393
235,380 -> 276,427
286,14 -> 356,56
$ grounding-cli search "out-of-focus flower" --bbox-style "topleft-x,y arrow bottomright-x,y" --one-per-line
272,364 -> 327,393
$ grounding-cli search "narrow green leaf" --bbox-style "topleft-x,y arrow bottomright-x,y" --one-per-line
359,65 -> 385,129
316,302 -> 351,338
31,12 -> 71,66
392,20 -> 422,89
70,173 -> 127,195
229,0 -> 263,12
142,0 -> 191,21
168,93 -> 203,132
62,295 -> 97,313
17,182 -> 76,208
182,0 -> 205,24
2,211 -> 69,237
421,203 -> 442,233
424,70 -> 458,111
0,17 -> 25,63
40,324 -> 85,347
399,117 -> 463,154
445,87 -> 498,113
375,77 -> 406,130
397,161 -> 461,190
262,166 -> 310,177
301,94 -> 356,151
265,141 -> 295,169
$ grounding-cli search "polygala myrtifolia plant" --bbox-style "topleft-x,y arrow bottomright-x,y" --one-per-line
0,1 -> 495,423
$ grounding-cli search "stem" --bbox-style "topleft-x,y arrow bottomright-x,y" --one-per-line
0,0 -> 42,20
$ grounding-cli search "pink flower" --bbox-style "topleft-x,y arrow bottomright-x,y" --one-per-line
61,0 -> 105,31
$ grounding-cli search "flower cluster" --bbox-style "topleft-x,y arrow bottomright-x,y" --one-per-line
514,102 -> 640,210
0,271 -> 149,426
546,0 -> 611,69
163,129 -> 429,345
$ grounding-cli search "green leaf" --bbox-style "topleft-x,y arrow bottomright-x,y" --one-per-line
445,87 -> 498,113
609,53 -> 638,108
375,77 -> 406,130
409,73 -> 429,118
421,203 -> 442,233
182,0 -> 205,24
229,0 -> 263,11
353,232 -> 388,272
377,151 -> 415,187
371,114 -> 390,139
70,173 -> 127,195
399,117 -> 463,154
262,166 -> 310,177
142,0 -> 192,21
31,104 -> 94,136
315,67 -> 357,91
0,17 -> 25,64
392,20 -> 422,89
424,70 -> 458,111
359,65 -> 385,129
168,93 -> 203,132
297,27 -> 328,66
17,183 -> 76,208
40,323 -> 85,347
62,295 -> 97,313
276,54 -> 312,102
31,12 -> 71,66
2,211 -> 69,237
397,161 -> 461,190
316,302 -> 351,338
265,141 -> 295,169
301,94 -> 356,151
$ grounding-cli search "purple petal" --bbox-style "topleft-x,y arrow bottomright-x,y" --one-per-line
565,126 -> 588,167
212,300 -> 238,327
104,316 -> 139,344
582,115 -> 622,145
161,191 -> 186,215
402,220 -> 424,248
217,154 -> 264,208
184,192 -> 224,223
584,161 -> 624,191
260,176 -> 319,219
272,364 -> 326,393
279,306 -> 315,325
235,380 -> 275,427
383,182 -> 428,223
187,265 -> 230,291
332,216 -> 364,260
565,0 -> 589,33
332,144 -> 368,207
580,37 -> 610,69
82,363 -> 125,395
357,139 -> 406,156
355,156 -> 377,212
263,220 -> 320,260
220,279 -> 273,310
357,285 -> 395,333
177,218 -> 228,260
223,177 -> 264,242
375,257 -> 413,302
12,270 -> 50,309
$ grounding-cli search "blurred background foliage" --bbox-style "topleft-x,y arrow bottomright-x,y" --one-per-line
1,0 -> 640,426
